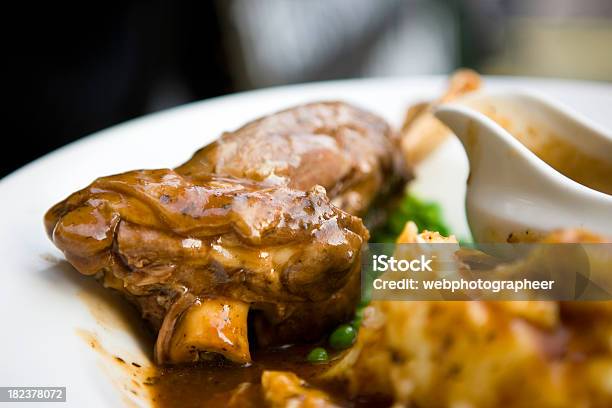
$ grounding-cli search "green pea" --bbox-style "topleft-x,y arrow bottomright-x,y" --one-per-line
329,324 -> 357,350
359,288 -> 372,308
306,347 -> 329,363
351,307 -> 365,329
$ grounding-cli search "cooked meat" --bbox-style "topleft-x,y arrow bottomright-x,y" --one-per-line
45,101 -> 401,365
177,101 -> 406,216
46,171 -> 368,364
319,227 -> 612,408
261,371 -> 339,408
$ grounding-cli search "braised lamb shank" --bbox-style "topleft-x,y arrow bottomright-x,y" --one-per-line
44,102 -> 403,365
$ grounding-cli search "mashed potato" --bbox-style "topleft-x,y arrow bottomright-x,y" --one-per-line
320,225 -> 612,407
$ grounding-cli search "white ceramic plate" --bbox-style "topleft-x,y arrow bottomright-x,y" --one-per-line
1,77 -> 611,407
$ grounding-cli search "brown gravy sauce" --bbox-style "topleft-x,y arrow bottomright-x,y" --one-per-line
149,345 -> 389,408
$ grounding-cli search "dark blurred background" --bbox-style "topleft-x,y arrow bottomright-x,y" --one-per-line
3,0 -> 611,177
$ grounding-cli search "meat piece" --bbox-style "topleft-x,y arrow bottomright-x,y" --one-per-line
177,101 -> 406,216
46,171 -> 368,364
45,102 -> 399,365
261,371 -> 340,408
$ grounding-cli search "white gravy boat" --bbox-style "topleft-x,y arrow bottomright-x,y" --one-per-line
434,92 -> 612,243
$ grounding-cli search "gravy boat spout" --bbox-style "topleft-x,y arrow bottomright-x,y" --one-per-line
434,92 -> 612,243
